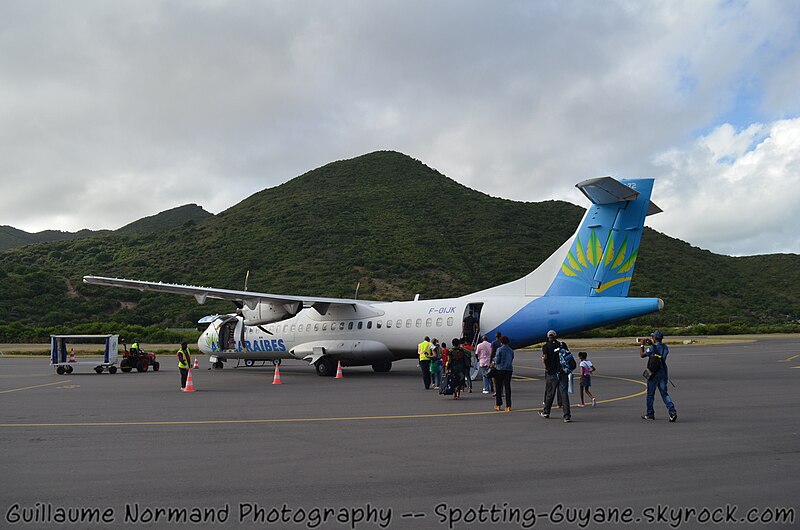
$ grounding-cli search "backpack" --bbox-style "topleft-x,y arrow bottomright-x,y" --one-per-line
646,352 -> 662,375
558,343 -> 576,374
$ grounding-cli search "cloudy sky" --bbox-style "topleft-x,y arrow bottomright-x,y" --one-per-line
1,0 -> 798,256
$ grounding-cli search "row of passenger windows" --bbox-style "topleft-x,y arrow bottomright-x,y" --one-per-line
264,317 -> 456,334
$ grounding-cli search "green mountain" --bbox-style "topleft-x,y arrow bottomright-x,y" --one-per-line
0,151 -> 797,341
0,203 -> 212,250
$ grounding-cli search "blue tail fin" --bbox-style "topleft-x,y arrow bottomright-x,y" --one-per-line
545,177 -> 659,298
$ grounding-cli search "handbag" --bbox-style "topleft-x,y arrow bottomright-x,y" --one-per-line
485,363 -> 497,379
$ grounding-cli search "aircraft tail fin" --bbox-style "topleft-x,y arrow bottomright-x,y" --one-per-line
544,177 -> 659,298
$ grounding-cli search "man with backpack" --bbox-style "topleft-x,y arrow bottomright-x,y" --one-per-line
539,329 -> 573,423
640,330 -> 677,422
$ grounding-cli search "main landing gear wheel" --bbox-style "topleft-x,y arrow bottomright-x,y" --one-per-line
214,360 -> 224,369
371,361 -> 392,373
315,357 -> 336,377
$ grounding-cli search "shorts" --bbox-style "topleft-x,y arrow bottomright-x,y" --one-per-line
581,375 -> 591,388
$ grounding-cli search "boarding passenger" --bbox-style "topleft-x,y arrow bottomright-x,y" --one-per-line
490,331 -> 502,394
539,330 -> 572,423
640,331 -> 677,422
576,351 -> 596,407
475,335 -> 493,394
430,338 -> 442,389
177,342 -> 191,390
493,336 -> 514,411
462,339 -> 474,393
418,336 -> 433,389
447,338 -> 468,400
462,310 -> 478,346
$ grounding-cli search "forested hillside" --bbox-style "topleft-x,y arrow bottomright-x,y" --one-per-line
0,151 -> 797,341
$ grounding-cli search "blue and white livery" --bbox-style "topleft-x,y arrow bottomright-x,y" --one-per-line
84,177 -> 663,376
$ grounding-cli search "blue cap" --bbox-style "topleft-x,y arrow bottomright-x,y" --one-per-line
651,330 -> 663,340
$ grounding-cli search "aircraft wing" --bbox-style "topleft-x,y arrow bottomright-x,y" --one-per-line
82,275 -> 381,316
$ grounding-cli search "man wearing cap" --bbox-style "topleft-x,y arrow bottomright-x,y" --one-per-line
640,331 -> 677,422
539,329 -> 572,423
177,342 -> 191,390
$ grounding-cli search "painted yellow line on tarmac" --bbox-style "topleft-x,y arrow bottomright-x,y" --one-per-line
0,371 -> 647,428
0,380 -> 72,394
781,354 -> 799,362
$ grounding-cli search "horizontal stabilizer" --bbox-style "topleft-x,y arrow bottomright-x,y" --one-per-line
576,177 -> 639,204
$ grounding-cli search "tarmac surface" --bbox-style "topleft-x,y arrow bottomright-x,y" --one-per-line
1,337 -> 798,529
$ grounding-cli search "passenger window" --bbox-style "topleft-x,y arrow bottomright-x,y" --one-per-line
377,320 -> 382,329
396,319 -> 402,328
436,318 -> 443,327
415,319 -> 422,328
406,319 -> 412,328
348,322 -> 353,330
314,324 -> 319,331
425,318 -> 432,327
291,325 -> 296,332
283,325 -> 288,333
339,322 -> 345,331
322,323 -> 328,331
386,320 -> 392,328
367,321 -> 373,329
447,317 -> 454,326
358,321 -> 363,330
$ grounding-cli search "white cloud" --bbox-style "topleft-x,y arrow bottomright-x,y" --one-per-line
649,118 -> 800,255
0,0 -> 798,256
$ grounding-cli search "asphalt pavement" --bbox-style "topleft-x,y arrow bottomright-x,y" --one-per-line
1,337 -> 798,528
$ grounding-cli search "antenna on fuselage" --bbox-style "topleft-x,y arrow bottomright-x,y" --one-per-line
354,281 -> 360,300
244,270 -> 250,291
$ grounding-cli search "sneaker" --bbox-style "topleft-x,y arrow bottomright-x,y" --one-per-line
538,411 -> 549,419
576,403 -> 585,407
592,398 -> 597,407
641,415 -> 655,421
564,417 -> 572,423
482,390 -> 489,394
494,405 -> 501,411
669,412 -> 678,423
505,407 -> 511,412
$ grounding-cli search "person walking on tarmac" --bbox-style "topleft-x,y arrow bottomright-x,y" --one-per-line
539,330 -> 572,423
177,342 -> 191,390
640,331 -> 677,422
418,336 -> 433,390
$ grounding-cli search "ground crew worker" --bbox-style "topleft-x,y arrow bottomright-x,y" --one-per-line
177,342 -> 191,390
131,340 -> 141,355
418,336 -> 433,389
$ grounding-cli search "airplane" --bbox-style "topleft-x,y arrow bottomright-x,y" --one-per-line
84,176 -> 664,377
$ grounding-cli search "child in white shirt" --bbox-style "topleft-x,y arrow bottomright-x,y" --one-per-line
577,351 -> 596,407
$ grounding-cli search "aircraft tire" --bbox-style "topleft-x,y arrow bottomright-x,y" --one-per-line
214,361 -> 224,369
371,361 -> 392,373
315,357 -> 336,377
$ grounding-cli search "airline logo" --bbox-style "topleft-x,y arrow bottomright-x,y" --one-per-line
560,229 -> 637,293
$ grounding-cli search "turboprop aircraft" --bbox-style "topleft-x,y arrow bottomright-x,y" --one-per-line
84,176 -> 664,376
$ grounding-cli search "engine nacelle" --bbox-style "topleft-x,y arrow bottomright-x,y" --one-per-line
239,301 -> 303,326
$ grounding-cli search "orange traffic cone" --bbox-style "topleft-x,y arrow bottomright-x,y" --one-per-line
335,360 -> 344,379
68,348 -> 76,363
272,364 -> 282,385
192,357 -> 199,369
183,369 -> 196,392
